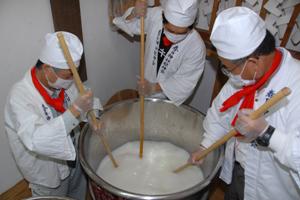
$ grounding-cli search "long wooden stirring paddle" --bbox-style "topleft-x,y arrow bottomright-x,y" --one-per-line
57,32 -> 118,168
139,3 -> 146,159
174,87 -> 291,173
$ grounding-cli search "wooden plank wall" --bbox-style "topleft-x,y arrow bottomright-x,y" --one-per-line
50,0 -> 87,81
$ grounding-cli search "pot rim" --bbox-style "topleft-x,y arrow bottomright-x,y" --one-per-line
23,196 -> 75,200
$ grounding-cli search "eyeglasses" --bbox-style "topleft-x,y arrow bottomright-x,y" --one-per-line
221,67 -> 230,77
221,60 -> 250,78
221,65 -> 240,77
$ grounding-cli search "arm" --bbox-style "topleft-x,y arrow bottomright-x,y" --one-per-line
233,84 -> 300,186
268,127 -> 300,187
159,45 -> 205,106
137,78 -> 162,96
125,0 -> 146,21
5,90 -> 78,161
267,95 -> 300,185
269,128 -> 300,172
190,82 -> 237,163
112,4 -> 159,37
201,83 -> 237,148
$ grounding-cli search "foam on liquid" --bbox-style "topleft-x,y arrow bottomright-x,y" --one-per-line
96,141 -> 204,195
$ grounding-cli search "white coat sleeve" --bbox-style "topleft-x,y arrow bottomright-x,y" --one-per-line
112,7 -> 158,37
200,82 -> 238,148
5,86 -> 77,161
268,128 -> 300,187
268,87 -> 300,187
159,45 -> 205,106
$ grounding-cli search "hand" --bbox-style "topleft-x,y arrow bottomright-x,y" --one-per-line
188,145 -> 207,166
72,90 -> 93,115
235,109 -> 268,142
133,0 -> 147,18
88,118 -> 103,134
137,77 -> 158,96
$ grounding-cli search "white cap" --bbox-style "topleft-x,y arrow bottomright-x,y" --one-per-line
39,31 -> 83,69
210,7 -> 266,60
163,0 -> 198,27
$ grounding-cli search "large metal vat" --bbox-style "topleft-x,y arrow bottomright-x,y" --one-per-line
79,98 -> 224,200
24,196 -> 75,200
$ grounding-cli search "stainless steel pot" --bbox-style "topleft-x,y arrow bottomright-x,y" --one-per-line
79,98 -> 224,200
24,196 -> 75,200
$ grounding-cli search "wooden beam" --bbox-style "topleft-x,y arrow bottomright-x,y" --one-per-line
209,0 -> 221,33
50,0 -> 87,81
211,62 -> 228,104
280,4 -> 300,47
290,49 -> 300,60
155,0 -> 160,6
259,0 -> 269,20
235,0 -> 243,6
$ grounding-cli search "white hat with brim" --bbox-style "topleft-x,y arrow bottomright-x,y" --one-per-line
39,31 -> 83,69
210,7 -> 266,60
163,0 -> 198,27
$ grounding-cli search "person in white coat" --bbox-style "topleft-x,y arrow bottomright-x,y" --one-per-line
113,0 -> 206,106
4,31 -> 102,199
190,7 -> 300,200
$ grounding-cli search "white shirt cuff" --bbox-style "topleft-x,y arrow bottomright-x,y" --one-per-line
201,136 -> 215,149
269,129 -> 288,152
112,7 -> 136,37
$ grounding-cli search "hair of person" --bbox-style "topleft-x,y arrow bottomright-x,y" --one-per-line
229,30 -> 276,66
162,13 -> 195,29
35,59 -> 44,69
35,59 -> 61,73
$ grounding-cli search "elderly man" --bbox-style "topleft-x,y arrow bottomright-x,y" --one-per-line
190,7 -> 300,200
5,31 -> 101,199
113,0 -> 206,106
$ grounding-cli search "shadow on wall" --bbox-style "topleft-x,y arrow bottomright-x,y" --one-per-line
185,56 -> 220,114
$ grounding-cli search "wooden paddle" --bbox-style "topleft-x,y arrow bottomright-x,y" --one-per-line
173,87 -> 291,173
139,2 -> 146,159
57,32 -> 118,168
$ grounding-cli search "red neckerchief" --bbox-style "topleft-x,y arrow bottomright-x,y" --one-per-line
31,67 -> 66,113
162,35 -> 173,47
219,49 -> 282,134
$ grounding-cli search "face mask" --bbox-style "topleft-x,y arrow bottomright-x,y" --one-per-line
164,29 -> 188,43
228,61 -> 257,88
45,68 -> 73,90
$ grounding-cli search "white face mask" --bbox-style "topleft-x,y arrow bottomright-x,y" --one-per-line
45,68 -> 73,90
164,29 -> 188,43
228,61 -> 257,88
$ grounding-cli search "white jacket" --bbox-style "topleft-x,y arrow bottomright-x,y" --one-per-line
113,7 -> 206,105
201,48 -> 300,200
4,69 -> 101,188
